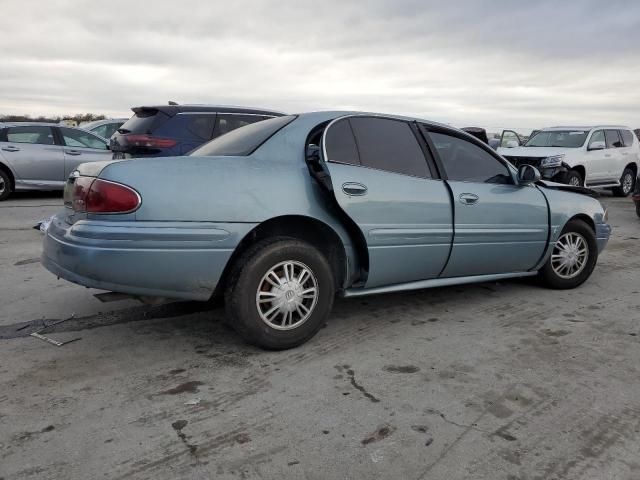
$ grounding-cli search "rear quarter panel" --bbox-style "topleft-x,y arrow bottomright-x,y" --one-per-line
96,115 -> 356,268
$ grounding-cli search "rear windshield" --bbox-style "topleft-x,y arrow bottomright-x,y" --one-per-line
190,115 -> 296,156
524,130 -> 588,148
118,109 -> 169,134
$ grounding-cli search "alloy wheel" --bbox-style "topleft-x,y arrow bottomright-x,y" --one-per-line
0,177 -> 5,195
622,172 -> 634,195
551,232 -> 589,279
568,176 -> 581,187
255,260 -> 319,330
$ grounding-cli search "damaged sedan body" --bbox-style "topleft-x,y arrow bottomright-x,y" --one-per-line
42,112 -> 611,349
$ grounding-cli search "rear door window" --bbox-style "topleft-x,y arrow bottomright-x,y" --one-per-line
324,119 -> 359,166
60,127 -> 108,150
187,115 -> 216,140
429,131 -> 513,184
605,130 -> 623,148
620,130 -> 635,147
6,126 -> 55,145
213,114 -> 271,139
347,117 -> 431,178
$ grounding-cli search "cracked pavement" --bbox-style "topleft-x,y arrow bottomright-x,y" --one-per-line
1,191 -> 640,479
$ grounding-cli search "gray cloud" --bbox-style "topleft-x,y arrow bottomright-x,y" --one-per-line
1,0 -> 639,130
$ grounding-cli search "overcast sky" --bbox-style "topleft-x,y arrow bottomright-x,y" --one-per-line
1,0 -> 639,130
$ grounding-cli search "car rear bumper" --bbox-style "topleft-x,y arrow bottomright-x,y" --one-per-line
41,213 -> 255,301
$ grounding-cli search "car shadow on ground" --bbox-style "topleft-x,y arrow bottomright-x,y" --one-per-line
7,191 -> 63,201
2,276 -> 543,357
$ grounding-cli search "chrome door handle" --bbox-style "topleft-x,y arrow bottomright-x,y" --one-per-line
65,150 -> 81,156
1,146 -> 20,152
342,182 -> 367,196
459,193 -> 479,205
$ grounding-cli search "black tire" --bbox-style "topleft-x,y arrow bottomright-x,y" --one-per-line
636,202 -> 640,219
564,169 -> 583,188
612,167 -> 636,197
0,169 -> 11,201
539,219 -> 598,289
224,237 -> 335,350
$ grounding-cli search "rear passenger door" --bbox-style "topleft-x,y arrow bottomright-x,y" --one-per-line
321,116 -> 453,288
423,127 -> 548,277
0,125 -> 64,187
59,127 -> 112,179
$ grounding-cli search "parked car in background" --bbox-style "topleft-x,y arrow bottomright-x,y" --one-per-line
498,126 -> 639,196
110,104 -> 284,158
43,112 -> 610,349
80,118 -> 127,140
0,123 -> 111,200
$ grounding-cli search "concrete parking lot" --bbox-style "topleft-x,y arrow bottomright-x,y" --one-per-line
1,192 -> 639,479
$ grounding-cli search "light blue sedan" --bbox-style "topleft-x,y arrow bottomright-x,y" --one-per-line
42,112 -> 611,349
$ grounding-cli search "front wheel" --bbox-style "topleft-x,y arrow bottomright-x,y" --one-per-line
612,167 -> 635,197
539,219 -> 598,289
224,237 -> 335,350
565,170 -> 583,187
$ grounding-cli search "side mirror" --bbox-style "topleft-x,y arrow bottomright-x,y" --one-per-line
518,164 -> 541,185
588,141 -> 606,151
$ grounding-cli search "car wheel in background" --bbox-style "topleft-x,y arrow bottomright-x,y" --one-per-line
0,169 -> 12,201
636,203 -> 640,219
612,167 -> 635,197
539,219 -> 598,289
225,237 -> 335,350
565,170 -> 583,187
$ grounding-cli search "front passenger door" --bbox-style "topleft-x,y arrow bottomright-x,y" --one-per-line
424,128 -> 548,277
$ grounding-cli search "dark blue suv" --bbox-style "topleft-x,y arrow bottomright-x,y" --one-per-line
110,104 -> 284,158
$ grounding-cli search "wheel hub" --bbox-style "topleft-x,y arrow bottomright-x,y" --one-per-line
256,260 -> 319,330
551,232 -> 589,279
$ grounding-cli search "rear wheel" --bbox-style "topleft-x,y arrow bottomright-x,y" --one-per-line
612,167 -> 635,197
539,219 -> 598,289
0,170 -> 11,201
565,170 -> 583,187
225,237 -> 335,350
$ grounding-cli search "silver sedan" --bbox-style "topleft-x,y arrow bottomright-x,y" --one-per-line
0,122 -> 112,200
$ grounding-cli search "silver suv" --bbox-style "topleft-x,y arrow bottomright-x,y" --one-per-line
0,122 -> 112,200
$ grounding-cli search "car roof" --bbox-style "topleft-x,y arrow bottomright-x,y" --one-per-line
0,121 -> 60,127
293,110 -> 456,131
542,125 -> 633,131
132,104 -> 286,117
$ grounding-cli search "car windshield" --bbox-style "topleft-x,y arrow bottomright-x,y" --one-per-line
190,115 -> 296,156
524,130 -> 588,148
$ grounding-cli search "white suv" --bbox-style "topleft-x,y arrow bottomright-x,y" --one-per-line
498,126 -> 639,196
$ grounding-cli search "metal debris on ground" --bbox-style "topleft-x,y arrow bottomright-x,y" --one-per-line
184,398 -> 202,406
28,314 -> 81,347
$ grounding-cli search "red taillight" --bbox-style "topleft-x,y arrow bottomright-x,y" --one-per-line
124,134 -> 176,148
72,178 -> 140,214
